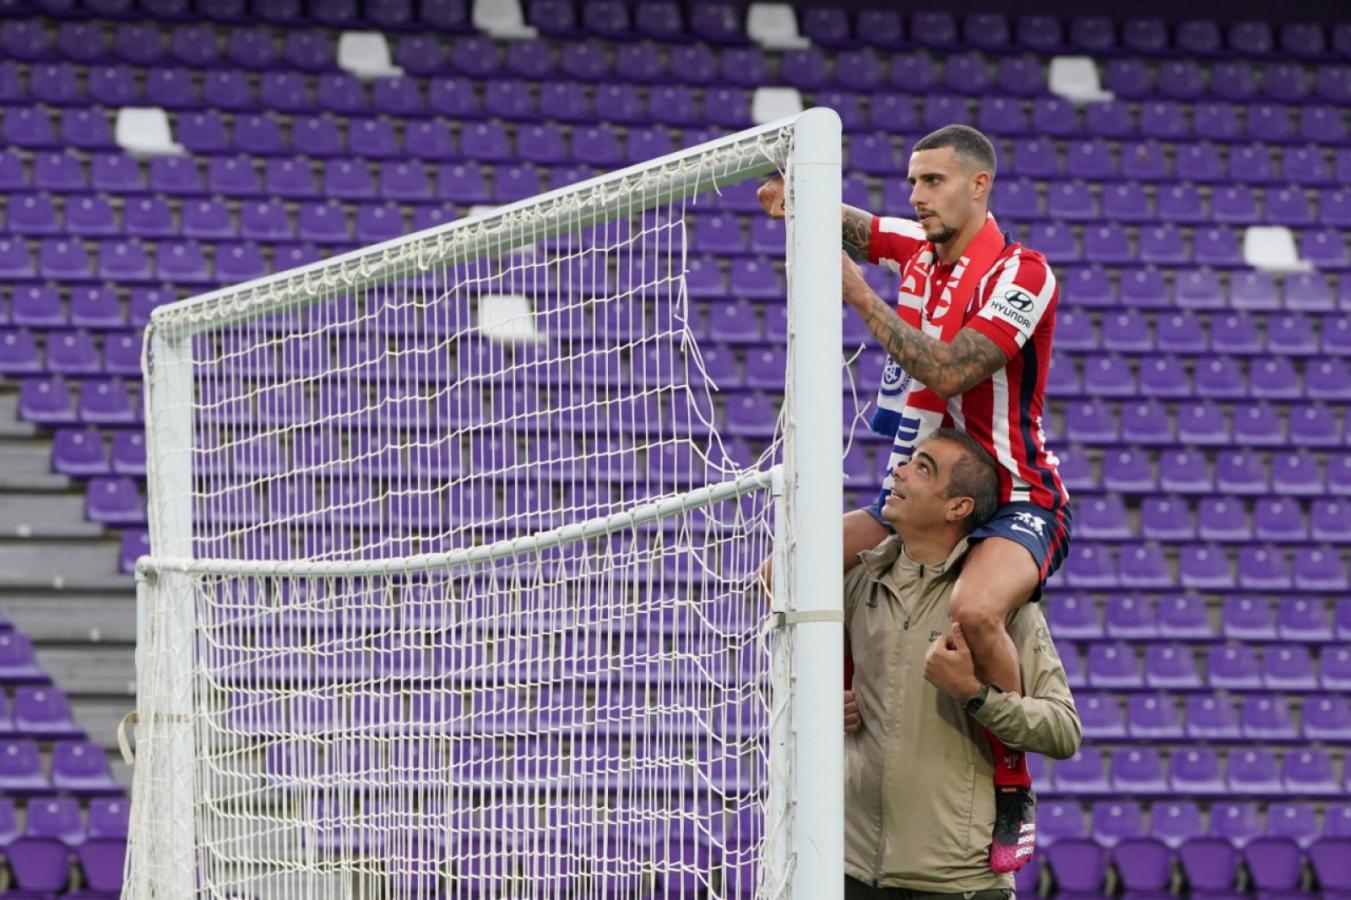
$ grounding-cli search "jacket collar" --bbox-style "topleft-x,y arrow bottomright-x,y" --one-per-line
858,534 -> 972,583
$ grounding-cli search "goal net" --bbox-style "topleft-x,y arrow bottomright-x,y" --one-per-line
127,110 -> 842,900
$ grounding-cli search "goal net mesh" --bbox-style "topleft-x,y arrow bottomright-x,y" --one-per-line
129,123 -> 803,899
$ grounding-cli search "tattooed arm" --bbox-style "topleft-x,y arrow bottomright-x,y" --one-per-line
840,251 -> 1009,399
841,205 -> 873,261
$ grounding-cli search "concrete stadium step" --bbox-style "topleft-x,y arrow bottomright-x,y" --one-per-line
1,593 -> 137,644
0,439 -> 68,492
36,646 -> 136,697
0,540 -> 129,591
0,391 -> 36,438
0,492 -> 104,539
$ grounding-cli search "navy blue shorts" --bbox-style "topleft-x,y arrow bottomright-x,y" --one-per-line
865,494 -> 1073,601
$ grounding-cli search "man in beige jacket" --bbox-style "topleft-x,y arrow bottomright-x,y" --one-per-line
842,428 -> 1081,898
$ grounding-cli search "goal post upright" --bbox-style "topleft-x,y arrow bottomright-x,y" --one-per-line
785,107 -> 844,900
132,326 -> 197,899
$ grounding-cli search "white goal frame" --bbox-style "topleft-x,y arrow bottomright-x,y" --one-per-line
128,108 -> 842,899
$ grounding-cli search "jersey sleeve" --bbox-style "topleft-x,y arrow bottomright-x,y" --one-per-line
868,216 -> 926,268
965,249 -> 1059,360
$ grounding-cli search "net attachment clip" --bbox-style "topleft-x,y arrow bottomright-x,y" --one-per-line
772,610 -> 844,627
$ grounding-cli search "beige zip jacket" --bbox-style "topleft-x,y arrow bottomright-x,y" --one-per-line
843,535 -> 1082,893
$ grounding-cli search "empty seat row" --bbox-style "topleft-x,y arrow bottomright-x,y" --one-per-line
1051,593 -> 1351,643
0,739 -> 120,795
0,795 -> 128,846
1075,690 -> 1351,741
994,180 -> 1350,226
1034,745 -> 1347,797
1060,266 -> 1350,312
1052,356 -> 1351,403
1059,445 -> 1351,497
1042,799 -> 1351,849
1057,309 -> 1351,354
1057,542 -> 1350,592
1053,540 -> 1351,589
1056,399 -> 1351,448
1073,494 -> 1351,544
1057,640 -> 1351,692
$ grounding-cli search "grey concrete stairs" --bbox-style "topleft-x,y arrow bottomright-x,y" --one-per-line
0,380 -> 137,789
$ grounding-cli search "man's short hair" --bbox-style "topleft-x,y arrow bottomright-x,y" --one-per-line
913,124 -> 998,180
924,428 -> 1000,534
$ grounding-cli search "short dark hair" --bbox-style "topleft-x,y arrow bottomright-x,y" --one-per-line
923,428 -> 1000,534
913,124 -> 998,180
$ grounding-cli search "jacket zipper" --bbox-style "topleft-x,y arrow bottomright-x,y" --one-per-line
873,578 -> 911,884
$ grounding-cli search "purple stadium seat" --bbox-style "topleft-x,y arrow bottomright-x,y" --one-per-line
1010,137 -> 1063,178
1223,595 -> 1276,640
84,798 -> 128,841
1101,447 -> 1155,494
1265,804 -> 1319,853
38,237 -> 93,280
1154,595 -> 1212,641
1160,59 -> 1206,99
1299,108 -> 1346,146
26,797 -> 84,845
1228,749 -> 1283,796
19,376 -> 76,426
1170,747 -> 1225,796
1276,596 -> 1331,642
998,55 -> 1045,96
1055,748 -> 1111,796
1078,693 -> 1124,740
1147,802 -> 1202,852
8,836 -> 69,891
1305,697 -> 1351,751
1214,450 -> 1268,495
1045,593 -> 1101,641
1186,693 -> 1240,741
0,739 -> 48,793
1084,101 -> 1135,138
1310,837 -> 1351,895
1127,693 -> 1181,740
1068,14 -> 1114,51
1178,837 -> 1240,893
1045,838 -> 1107,895
52,428 -> 109,476
1237,544 -> 1293,591
1086,642 -> 1142,689
1242,837 -> 1303,894
0,329 -> 43,376
1113,837 -> 1172,894
560,39 -> 612,81
46,330 -> 99,375
1178,543 -> 1233,590
1092,800 -> 1147,848
1193,357 -> 1245,400
1104,593 -> 1157,640
86,476 -> 144,525
1196,102 -> 1246,142
1229,143 -> 1278,183
1247,103 -> 1296,143
1241,694 -> 1298,741
292,115 -> 344,157
1144,643 -> 1202,690
1282,748 -> 1339,796
1176,401 -> 1229,445
1015,14 -> 1062,51
1041,800 -> 1088,846
688,2 -> 743,43
52,740 -> 119,795
1293,547 -> 1348,592
1078,495 -> 1130,538
1113,543 -> 1168,590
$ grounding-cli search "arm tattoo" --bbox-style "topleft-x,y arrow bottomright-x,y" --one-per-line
853,290 -> 1008,398
842,206 -> 872,261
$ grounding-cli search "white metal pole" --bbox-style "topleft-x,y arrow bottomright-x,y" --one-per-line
137,326 -> 197,898
787,107 -> 843,900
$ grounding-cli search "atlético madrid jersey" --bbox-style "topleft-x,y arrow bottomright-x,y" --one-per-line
868,215 -> 1070,512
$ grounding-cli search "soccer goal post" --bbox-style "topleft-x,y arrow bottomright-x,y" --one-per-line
127,108 -> 842,900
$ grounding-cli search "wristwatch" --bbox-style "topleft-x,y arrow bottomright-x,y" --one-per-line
963,683 -> 992,715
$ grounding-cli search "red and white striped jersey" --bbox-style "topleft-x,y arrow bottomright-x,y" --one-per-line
868,215 -> 1069,512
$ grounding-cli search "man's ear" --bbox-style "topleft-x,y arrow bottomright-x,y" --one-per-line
970,170 -> 992,203
946,495 -> 975,524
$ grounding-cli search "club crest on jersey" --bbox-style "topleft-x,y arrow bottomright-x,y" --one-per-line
880,358 -> 911,397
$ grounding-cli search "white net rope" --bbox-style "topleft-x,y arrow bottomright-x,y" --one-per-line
129,124 -> 801,899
